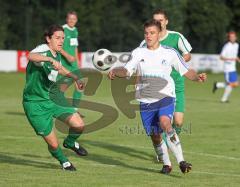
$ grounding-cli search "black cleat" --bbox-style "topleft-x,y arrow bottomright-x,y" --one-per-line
63,142 -> 88,156
160,165 -> 172,174
62,161 -> 76,171
179,161 -> 192,173
212,82 -> 218,93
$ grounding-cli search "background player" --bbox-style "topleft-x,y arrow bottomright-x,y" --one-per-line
60,11 -> 82,109
212,31 -> 240,102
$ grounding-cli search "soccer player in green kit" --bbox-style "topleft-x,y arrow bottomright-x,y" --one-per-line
23,25 -> 87,171
140,9 -> 192,162
60,11 -> 82,109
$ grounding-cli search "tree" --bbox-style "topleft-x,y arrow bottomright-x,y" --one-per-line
185,0 -> 232,53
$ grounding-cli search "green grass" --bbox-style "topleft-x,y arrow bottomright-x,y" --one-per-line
0,72 -> 240,187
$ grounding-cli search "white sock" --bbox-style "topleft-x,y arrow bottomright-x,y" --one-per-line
153,141 -> 171,166
221,85 -> 232,102
166,130 -> 184,164
216,82 -> 226,88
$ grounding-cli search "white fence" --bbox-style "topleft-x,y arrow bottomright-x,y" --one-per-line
0,50 -> 224,73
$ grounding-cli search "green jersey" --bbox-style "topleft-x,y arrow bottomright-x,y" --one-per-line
23,44 -> 60,102
62,24 -> 79,70
160,31 -> 192,90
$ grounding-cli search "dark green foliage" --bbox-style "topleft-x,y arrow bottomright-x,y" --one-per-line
0,0 -> 239,53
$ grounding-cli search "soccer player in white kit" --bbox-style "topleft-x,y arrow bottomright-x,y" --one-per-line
108,19 -> 207,174
213,31 -> 240,102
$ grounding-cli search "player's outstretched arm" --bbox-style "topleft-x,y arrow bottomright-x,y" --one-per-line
28,52 -> 51,63
60,49 -> 76,62
184,69 -> 207,82
183,53 -> 191,62
108,67 -> 128,80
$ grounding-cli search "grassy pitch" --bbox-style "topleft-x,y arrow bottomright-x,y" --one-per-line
0,72 -> 240,187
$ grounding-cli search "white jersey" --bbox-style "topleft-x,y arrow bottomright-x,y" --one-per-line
220,42 -> 239,73
124,45 -> 189,103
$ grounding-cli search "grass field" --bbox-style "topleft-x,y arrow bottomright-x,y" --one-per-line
0,72 -> 240,187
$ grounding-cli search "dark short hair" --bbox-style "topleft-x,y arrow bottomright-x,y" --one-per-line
152,8 -> 168,19
67,11 -> 78,18
143,19 -> 162,31
44,25 -> 64,43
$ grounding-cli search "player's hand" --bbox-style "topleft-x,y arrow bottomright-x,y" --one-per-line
49,58 -> 62,70
198,73 -> 207,82
75,79 -> 85,90
108,70 -> 115,80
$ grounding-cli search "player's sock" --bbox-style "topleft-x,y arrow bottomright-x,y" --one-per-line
153,140 -> 171,166
161,132 -> 169,147
48,145 -> 68,164
166,129 -> 184,164
72,89 -> 82,108
172,123 -> 182,135
216,82 -> 226,88
64,128 -> 81,148
221,85 -> 232,102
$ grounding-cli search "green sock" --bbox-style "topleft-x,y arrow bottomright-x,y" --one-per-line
48,146 -> 68,164
162,132 -> 169,147
64,128 -> 81,148
72,89 -> 82,108
172,123 -> 182,135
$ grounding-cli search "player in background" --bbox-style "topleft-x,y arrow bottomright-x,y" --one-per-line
139,9 -> 192,162
23,25 -> 87,171
109,19 -> 207,174
212,31 -> 240,102
60,11 -> 82,109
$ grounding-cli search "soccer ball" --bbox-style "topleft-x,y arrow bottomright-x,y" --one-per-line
92,49 -> 115,71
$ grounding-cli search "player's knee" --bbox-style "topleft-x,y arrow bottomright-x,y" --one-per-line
230,83 -> 238,88
151,134 -> 162,144
174,118 -> 183,127
48,142 -> 59,150
160,118 -> 171,132
76,124 -> 84,132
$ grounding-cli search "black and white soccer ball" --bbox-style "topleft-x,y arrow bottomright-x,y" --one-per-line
92,49 -> 115,71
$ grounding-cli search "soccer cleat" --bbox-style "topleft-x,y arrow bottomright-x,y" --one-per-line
63,141 -> 88,156
220,100 -> 229,103
212,82 -> 218,93
179,161 -> 192,173
156,155 -> 163,163
62,161 -> 76,171
160,165 -> 172,174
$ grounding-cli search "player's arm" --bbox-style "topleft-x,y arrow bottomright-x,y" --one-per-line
184,70 -> 207,82
178,33 -> 192,62
59,49 -> 75,62
28,52 -> 62,70
75,48 -> 80,65
171,50 -> 206,82
58,66 -> 84,90
183,53 -> 191,62
108,67 -> 128,79
108,49 -> 140,80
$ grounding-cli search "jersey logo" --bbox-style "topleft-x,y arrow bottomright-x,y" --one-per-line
161,59 -> 167,65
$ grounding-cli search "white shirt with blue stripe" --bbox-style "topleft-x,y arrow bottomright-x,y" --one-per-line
220,42 -> 239,73
124,45 -> 189,103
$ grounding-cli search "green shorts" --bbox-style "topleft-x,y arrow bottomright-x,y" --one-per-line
23,100 -> 76,136
171,70 -> 185,113
175,90 -> 185,113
